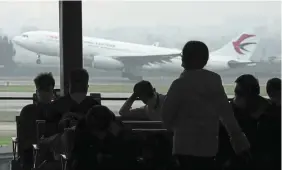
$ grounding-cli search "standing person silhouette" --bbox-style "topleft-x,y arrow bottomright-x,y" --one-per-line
161,41 -> 250,170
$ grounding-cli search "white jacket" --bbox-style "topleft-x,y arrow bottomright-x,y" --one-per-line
161,69 -> 250,157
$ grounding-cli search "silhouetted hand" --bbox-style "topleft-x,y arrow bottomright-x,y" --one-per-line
130,93 -> 138,100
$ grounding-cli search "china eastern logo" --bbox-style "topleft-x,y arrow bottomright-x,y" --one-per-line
232,34 -> 256,55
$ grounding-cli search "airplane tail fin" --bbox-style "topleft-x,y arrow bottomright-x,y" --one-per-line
212,29 -> 260,62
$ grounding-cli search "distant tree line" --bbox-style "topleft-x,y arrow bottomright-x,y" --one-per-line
0,35 -> 16,67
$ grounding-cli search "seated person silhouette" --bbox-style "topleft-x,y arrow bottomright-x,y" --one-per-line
119,80 -> 165,121
48,68 -> 99,132
161,41 -> 250,170
232,74 -> 269,120
19,72 -> 55,170
231,74 -> 269,151
218,74 -> 268,169
42,107 -> 136,170
265,77 -> 281,107
257,78 -> 281,170
70,105 -> 125,170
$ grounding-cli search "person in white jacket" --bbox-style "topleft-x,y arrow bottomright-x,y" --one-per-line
161,41 -> 250,170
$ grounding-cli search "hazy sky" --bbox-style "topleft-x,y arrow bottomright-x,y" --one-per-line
0,1 -> 280,36
0,0 -> 279,61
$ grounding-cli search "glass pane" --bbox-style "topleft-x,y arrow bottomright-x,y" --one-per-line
0,98 -> 32,144
82,1 -> 280,112
0,1 -> 60,150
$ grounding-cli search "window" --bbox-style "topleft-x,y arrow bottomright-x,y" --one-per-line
0,1 -> 60,144
82,1 -> 280,113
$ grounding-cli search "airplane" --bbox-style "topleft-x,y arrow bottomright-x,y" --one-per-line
155,32 -> 259,73
12,30 -> 259,80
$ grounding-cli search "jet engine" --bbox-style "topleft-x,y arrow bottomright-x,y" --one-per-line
227,60 -> 256,69
92,56 -> 124,70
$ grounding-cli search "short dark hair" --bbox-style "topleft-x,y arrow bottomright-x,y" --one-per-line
235,74 -> 260,96
266,78 -> 281,96
86,105 -> 115,130
34,72 -> 55,91
69,68 -> 89,85
133,80 -> 154,97
182,41 -> 209,69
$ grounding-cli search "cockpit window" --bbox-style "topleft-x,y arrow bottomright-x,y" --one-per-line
22,34 -> 28,38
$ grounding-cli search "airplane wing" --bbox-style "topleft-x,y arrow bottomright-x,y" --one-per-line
228,60 -> 256,68
111,53 -> 181,66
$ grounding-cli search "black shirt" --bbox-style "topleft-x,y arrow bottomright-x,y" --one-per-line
47,95 -> 100,132
71,119 -> 118,170
49,95 -> 99,119
231,96 -> 269,147
257,102 -> 281,154
19,103 -> 54,167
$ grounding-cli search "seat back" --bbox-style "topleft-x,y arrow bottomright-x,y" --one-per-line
132,129 -> 173,168
53,89 -> 61,100
12,116 -> 21,160
90,93 -> 101,105
33,93 -> 37,104
62,128 -> 76,157
33,89 -> 61,105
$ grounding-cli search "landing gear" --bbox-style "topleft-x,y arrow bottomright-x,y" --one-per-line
36,54 -> 41,64
122,72 -> 143,81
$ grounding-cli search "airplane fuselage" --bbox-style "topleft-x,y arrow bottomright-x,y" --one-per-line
13,31 -> 180,58
12,30 -> 258,77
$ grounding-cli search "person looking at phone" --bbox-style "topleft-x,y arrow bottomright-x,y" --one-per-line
71,105 -> 122,170
47,68 -> 100,131
119,80 -> 165,121
19,72 -> 55,170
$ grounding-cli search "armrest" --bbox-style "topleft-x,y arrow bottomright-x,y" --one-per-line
32,144 -> 40,169
32,144 -> 39,150
60,154 -> 69,170
11,137 -> 18,160
60,154 -> 68,160
11,137 -> 17,143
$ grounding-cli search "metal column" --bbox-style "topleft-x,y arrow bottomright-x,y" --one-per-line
59,1 -> 83,96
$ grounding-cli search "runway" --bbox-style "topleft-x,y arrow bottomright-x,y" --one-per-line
0,62 -> 280,86
0,64 -> 279,123
0,92 -> 143,138
0,70 -> 277,122
0,73 -> 277,138
0,91 -> 243,123
0,75 -> 273,86
0,92 -> 142,122
1,62 -> 279,85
